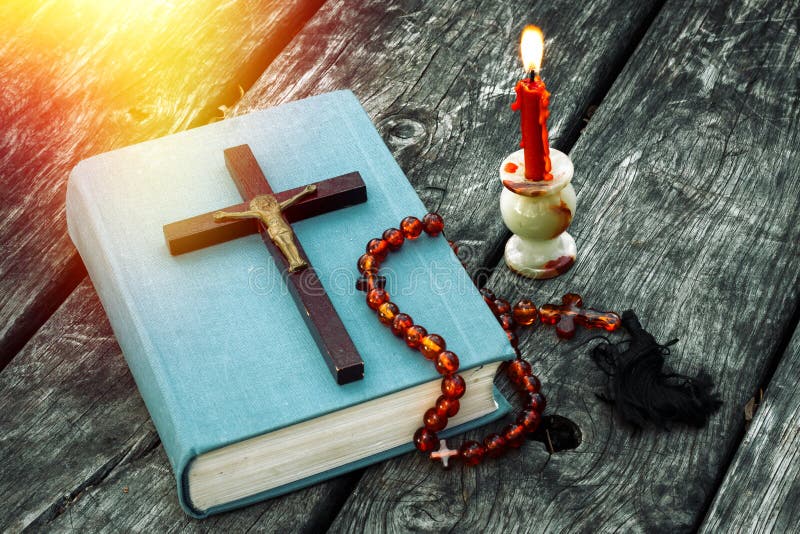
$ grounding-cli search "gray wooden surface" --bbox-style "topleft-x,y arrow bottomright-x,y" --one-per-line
325,0 -> 800,531
1,0 -> 799,532
700,327 -> 800,533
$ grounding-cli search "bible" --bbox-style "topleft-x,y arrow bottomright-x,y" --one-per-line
66,91 -> 514,518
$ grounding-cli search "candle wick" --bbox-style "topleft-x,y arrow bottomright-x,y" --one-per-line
529,70 -> 535,82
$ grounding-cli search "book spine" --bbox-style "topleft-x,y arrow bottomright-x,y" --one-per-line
66,163 -> 184,472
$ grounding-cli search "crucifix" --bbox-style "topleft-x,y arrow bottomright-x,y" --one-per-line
163,144 -> 367,385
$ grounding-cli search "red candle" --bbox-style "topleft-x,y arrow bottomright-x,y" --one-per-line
511,26 -> 552,182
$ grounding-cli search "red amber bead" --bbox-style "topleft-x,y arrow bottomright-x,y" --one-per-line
498,313 -> 515,331
377,302 -> 399,326
422,212 -> 445,236
357,253 -> 379,274
391,313 -> 413,337
578,310 -> 622,332
441,374 -> 466,399
400,216 -> 423,239
435,351 -> 460,375
483,433 -> 507,458
366,238 -> 389,261
419,334 -> 445,360
459,440 -> 485,466
366,288 -> 390,310
517,408 -> 542,432
512,299 -> 538,326
405,325 -> 428,349
526,392 -> 547,413
506,359 -> 532,385
423,408 -> 447,431
519,374 -> 541,394
413,427 -> 439,452
506,330 -> 519,348
494,298 -> 511,316
435,395 -> 460,417
503,423 -> 526,448
383,228 -> 405,251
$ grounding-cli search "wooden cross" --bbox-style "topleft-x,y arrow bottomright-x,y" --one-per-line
163,144 -> 367,385
539,293 -> 622,339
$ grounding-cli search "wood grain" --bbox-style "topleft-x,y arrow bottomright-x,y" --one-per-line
0,280 -> 154,531
42,443 -> 360,533
328,0 -> 800,531
0,280 -> 359,532
0,0 -> 325,369
699,325 -> 800,533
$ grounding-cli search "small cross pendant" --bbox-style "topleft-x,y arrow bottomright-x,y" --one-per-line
430,439 -> 459,468
539,293 -> 621,339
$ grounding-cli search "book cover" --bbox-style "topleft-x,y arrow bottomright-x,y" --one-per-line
66,90 -> 515,517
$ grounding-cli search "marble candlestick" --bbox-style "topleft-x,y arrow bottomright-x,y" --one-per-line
499,148 -> 576,279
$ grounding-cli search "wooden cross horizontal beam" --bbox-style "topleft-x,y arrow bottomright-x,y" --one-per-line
163,172 -> 366,255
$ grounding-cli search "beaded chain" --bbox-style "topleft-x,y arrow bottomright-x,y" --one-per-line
355,212 -> 548,467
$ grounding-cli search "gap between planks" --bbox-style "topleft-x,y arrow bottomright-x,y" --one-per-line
694,299 -> 800,531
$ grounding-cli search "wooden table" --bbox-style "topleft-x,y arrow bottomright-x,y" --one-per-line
2,1 -> 799,531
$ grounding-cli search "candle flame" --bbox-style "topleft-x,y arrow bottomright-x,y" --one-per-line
520,25 -> 544,74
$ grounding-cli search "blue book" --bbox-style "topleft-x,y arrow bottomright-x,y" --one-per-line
66,91 -> 514,518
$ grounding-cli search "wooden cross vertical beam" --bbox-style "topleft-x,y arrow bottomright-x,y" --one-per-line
225,146 -> 365,384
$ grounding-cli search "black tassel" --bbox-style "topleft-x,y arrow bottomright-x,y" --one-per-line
591,310 -> 722,430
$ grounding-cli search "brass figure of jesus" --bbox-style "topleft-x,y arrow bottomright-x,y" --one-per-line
214,184 -> 317,272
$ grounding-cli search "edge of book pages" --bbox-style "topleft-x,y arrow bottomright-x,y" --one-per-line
187,362 -> 507,514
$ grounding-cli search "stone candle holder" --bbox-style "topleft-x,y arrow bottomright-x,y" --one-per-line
498,148 -> 576,279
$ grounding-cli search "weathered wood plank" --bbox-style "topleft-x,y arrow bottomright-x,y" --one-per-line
0,280 -> 358,532
699,325 -> 800,533
1,0 -> 663,527
327,0 -> 800,531
235,0 -> 663,278
42,444 -> 360,533
0,0 -> 325,368
0,280 -> 152,531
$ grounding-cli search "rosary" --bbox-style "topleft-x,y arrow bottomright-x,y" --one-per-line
356,212 -> 623,467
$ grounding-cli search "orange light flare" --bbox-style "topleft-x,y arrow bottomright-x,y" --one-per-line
0,0 -> 240,138
520,25 -> 544,77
